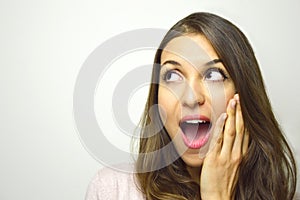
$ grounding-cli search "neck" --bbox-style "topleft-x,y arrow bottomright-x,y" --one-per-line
186,166 -> 201,184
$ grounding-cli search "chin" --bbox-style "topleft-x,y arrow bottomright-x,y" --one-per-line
181,152 -> 204,167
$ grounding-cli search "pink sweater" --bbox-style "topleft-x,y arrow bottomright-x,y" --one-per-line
85,167 -> 145,200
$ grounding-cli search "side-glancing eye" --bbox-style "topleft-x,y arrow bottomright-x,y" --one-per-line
204,68 -> 228,82
162,70 -> 183,82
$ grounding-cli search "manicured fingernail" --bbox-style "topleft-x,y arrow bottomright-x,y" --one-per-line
221,113 -> 227,120
231,99 -> 236,108
234,94 -> 239,101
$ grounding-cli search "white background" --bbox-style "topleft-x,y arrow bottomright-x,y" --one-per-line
1,0 -> 299,199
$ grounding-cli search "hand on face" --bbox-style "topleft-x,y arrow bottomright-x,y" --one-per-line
200,94 -> 249,200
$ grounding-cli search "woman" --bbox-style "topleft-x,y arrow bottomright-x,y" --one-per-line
86,12 -> 297,200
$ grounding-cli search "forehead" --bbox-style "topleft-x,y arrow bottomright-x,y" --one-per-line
161,34 -> 219,66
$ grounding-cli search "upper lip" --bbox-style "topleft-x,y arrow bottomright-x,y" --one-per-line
179,115 -> 210,124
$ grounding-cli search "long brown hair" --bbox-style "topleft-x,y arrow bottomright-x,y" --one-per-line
135,12 -> 297,200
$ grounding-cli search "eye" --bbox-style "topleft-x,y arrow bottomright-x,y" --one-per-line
163,70 -> 183,82
204,68 -> 227,82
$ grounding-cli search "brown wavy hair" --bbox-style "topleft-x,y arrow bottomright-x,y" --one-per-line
135,12 -> 297,200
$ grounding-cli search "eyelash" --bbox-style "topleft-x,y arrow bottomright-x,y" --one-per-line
161,69 -> 180,82
205,68 -> 229,81
161,67 -> 229,82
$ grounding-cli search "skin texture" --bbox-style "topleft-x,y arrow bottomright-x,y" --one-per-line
158,34 -> 249,199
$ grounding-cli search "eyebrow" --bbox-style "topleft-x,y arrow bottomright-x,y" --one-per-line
161,60 -> 182,67
203,58 -> 222,66
161,58 -> 222,68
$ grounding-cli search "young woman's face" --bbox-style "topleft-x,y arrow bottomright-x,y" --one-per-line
158,34 -> 236,167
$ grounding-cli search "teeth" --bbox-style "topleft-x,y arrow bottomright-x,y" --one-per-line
185,120 -> 206,124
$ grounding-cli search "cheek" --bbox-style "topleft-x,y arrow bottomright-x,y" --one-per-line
224,83 -> 236,106
158,81 -> 186,111
158,86 -> 178,115
158,86 -> 180,135
207,83 -> 235,116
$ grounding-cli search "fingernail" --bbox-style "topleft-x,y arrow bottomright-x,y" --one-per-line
231,99 -> 236,108
221,113 -> 227,120
234,94 -> 239,101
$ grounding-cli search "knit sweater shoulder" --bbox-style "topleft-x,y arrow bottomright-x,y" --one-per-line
85,166 -> 145,200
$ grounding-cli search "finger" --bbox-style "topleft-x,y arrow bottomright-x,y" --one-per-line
220,98 -> 237,157
232,94 -> 244,159
207,113 -> 227,156
242,129 -> 250,156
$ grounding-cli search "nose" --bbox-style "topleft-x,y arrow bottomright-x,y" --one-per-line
182,79 -> 205,108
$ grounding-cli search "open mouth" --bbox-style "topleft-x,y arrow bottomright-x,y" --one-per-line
179,118 -> 212,149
